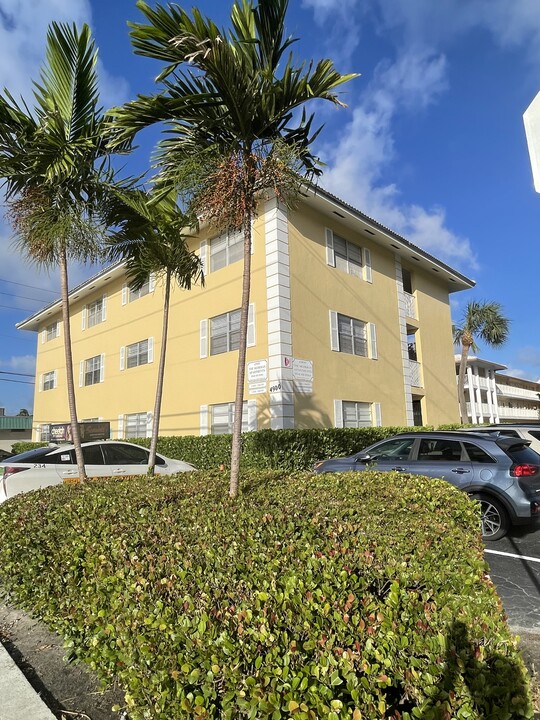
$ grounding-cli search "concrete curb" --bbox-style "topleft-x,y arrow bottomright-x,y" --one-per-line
0,640 -> 56,720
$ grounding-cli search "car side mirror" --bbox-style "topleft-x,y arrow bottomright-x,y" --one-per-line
355,454 -> 370,463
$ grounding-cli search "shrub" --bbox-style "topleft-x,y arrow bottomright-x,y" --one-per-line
0,470 -> 532,719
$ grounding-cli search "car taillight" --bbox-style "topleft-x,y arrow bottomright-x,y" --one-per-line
511,464 -> 540,477
2,466 -> 28,478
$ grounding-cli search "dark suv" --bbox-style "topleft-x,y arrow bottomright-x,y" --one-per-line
313,431 -> 540,540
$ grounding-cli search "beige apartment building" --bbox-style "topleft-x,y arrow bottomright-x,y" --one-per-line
19,186 -> 474,441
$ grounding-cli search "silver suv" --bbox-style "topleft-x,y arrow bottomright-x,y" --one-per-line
313,431 -> 540,540
460,424 -> 540,454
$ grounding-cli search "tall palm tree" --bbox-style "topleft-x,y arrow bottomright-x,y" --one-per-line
0,22 -> 125,482
111,0 -> 358,497
454,301 -> 510,422
105,188 -> 204,473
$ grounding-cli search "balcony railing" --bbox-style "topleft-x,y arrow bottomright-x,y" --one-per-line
496,383 -> 540,401
404,292 -> 417,319
498,406 -> 540,420
410,360 -> 422,387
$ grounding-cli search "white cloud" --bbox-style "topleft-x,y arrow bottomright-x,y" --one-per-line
318,49 -> 479,271
0,354 -> 36,374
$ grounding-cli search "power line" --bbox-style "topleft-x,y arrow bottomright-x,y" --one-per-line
0,290 -> 47,304
0,371 -> 34,377
0,278 -> 57,295
0,377 -> 34,385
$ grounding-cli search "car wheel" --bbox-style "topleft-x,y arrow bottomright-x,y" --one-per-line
472,493 -> 509,541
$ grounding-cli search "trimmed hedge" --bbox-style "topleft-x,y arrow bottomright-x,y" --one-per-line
11,427 -> 430,471
0,470 -> 532,719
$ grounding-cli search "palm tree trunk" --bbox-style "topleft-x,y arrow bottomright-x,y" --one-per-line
148,269 -> 171,475
229,204 -> 253,498
457,340 -> 471,423
59,246 -> 87,482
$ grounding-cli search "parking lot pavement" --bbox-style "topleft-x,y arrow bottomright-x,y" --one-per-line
484,526 -> 540,631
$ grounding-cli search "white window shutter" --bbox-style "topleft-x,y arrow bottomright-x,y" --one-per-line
364,248 -> 372,283
122,284 -> 128,305
374,402 -> 382,427
38,374 -> 43,392
149,273 -> 156,292
329,310 -> 339,351
79,361 -> 84,387
148,337 -> 154,363
200,319 -> 208,358
200,405 -> 209,436
53,370 -> 57,389
41,330 -> 45,344
81,306 -> 87,330
117,414 -> 124,439
247,303 -> 256,347
199,240 -> 207,274
325,228 -> 335,267
369,323 -> 378,360
334,400 -> 343,428
146,412 -> 153,438
120,346 -> 125,371
100,353 -> 105,383
247,400 -> 257,432
101,294 -> 107,321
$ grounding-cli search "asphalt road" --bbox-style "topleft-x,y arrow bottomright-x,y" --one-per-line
485,522 -> 540,632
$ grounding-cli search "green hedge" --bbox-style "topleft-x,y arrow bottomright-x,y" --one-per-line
0,470 -> 532,719
12,427 -> 432,470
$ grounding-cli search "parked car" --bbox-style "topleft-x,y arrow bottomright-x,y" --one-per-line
458,424 -> 540,454
313,431 -> 540,540
0,441 -> 196,504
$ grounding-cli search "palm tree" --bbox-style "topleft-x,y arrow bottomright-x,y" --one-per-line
105,188 -> 204,473
0,22 -> 125,482
454,301 -> 510,423
111,0 -> 358,497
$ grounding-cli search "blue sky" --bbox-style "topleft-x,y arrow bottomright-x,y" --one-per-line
0,0 -> 540,414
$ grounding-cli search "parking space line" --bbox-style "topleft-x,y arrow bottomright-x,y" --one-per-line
485,549 -> 540,563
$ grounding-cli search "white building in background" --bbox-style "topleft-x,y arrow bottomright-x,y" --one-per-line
524,91 -> 540,193
456,356 -> 540,424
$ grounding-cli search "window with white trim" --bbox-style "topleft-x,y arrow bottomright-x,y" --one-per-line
125,412 -> 149,438
126,339 -> 150,368
45,322 -> 59,342
211,402 -> 248,435
337,313 -> 367,356
82,355 -> 103,386
86,297 -> 106,328
129,277 -> 151,301
334,400 -> 382,428
326,228 -> 371,281
40,424 -> 51,442
210,309 -> 241,355
42,370 -> 57,391
210,229 -> 243,272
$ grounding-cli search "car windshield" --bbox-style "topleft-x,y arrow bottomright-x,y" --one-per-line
4,446 -> 59,464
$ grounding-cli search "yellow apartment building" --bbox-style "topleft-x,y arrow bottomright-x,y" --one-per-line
19,186 -> 475,441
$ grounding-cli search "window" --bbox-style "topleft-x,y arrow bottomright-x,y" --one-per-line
335,400 -> 381,428
210,309 -> 241,355
129,277 -> 151,302
211,402 -> 248,435
326,228 -> 371,281
81,355 -> 104,386
368,437 -> 415,461
201,305 -> 255,358
84,296 -> 106,329
342,401 -> 373,428
42,370 -> 57,391
330,311 -> 377,359
463,442 -> 496,464
45,322 -> 59,342
123,413 -> 149,439
407,332 -> 418,361
103,442 -> 149,464
39,425 -> 50,443
126,339 -> 150,369
333,234 -> 362,277
210,229 -> 243,272
417,439 -> 463,462
338,314 -> 367,356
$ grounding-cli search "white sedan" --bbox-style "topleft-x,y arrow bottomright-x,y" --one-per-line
0,440 -> 196,503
